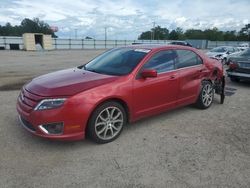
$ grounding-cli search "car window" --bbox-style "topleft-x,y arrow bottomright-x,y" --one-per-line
142,50 -> 177,73
175,50 -> 202,69
234,47 -> 239,52
227,47 -> 234,53
210,47 -> 226,52
241,48 -> 250,56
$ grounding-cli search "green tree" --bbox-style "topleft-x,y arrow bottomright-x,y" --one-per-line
0,18 -> 57,37
223,31 -> 237,41
153,26 -> 169,40
237,24 -> 250,41
203,27 -> 224,41
138,31 -> 151,40
169,28 -> 185,40
138,26 -> 169,40
169,30 -> 178,40
176,27 -> 185,40
184,29 -> 205,39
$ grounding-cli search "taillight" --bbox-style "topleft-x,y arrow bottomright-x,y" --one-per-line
229,62 -> 238,70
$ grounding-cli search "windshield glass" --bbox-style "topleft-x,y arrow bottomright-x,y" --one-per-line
241,48 -> 250,56
210,47 -> 226,53
83,48 -> 150,76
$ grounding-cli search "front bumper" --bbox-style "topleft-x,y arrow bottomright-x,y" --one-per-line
16,91 -> 87,141
227,71 -> 250,79
18,115 -> 84,141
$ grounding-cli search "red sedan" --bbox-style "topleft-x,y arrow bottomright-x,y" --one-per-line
17,45 -> 225,143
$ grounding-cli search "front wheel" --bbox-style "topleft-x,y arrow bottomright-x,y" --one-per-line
195,81 -> 214,109
87,101 -> 126,144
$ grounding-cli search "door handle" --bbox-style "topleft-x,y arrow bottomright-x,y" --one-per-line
199,68 -> 206,72
169,75 -> 176,80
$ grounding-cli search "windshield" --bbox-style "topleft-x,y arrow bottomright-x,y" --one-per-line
83,48 -> 150,76
210,47 -> 226,53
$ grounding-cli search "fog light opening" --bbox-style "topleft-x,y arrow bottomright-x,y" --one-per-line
39,122 -> 64,135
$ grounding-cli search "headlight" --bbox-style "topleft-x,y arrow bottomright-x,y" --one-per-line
34,98 -> 66,111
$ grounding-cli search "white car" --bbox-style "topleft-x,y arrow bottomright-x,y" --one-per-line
206,46 -> 241,63
238,43 -> 249,51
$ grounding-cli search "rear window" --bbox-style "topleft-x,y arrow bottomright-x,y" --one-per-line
176,50 -> 202,69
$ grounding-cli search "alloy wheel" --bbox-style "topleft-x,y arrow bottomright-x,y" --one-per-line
94,106 -> 123,140
202,84 -> 214,107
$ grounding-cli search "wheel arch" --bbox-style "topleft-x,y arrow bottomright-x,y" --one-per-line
201,78 -> 213,86
86,97 -> 130,132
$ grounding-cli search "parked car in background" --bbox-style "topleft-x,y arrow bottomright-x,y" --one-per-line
169,41 -> 192,47
227,48 -> 250,82
238,43 -> 249,51
17,45 -> 225,143
206,46 -> 241,64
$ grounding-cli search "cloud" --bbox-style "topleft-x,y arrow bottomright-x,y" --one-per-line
0,0 -> 249,39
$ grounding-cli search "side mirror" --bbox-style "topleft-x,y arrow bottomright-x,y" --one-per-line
226,51 -> 230,54
141,69 -> 157,78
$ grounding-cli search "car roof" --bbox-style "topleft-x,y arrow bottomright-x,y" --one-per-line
124,44 -> 194,51
214,46 -> 235,48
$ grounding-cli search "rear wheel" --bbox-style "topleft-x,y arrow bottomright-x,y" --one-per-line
196,81 -> 214,109
87,101 -> 126,144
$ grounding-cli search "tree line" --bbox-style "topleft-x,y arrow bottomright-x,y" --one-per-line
0,18 -> 57,37
138,24 -> 250,41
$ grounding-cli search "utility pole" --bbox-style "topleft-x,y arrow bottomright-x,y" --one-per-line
105,27 -> 107,41
152,21 -> 156,40
105,27 -> 108,48
151,21 -> 156,41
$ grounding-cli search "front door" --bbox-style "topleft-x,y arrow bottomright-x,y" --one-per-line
132,50 -> 179,120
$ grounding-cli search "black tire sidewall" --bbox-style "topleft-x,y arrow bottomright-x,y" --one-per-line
196,81 -> 214,109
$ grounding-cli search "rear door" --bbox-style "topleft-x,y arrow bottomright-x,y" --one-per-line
175,49 -> 204,106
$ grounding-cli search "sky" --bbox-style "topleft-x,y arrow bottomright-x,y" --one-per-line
0,0 -> 249,39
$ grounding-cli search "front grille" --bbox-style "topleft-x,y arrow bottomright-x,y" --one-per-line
18,88 -> 44,113
19,116 -> 36,132
238,62 -> 250,69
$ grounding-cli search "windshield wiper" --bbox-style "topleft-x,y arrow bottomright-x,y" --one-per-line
86,68 -> 102,74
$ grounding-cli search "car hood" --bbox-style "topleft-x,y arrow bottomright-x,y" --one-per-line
25,68 -> 118,97
206,51 -> 225,57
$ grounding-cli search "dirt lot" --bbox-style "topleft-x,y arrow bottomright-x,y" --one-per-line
0,50 -> 250,188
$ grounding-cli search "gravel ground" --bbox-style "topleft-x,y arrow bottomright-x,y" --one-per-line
0,50 -> 250,188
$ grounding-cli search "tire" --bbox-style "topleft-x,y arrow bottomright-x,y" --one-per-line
230,76 -> 240,82
221,58 -> 227,65
195,81 -> 214,109
87,101 -> 126,144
